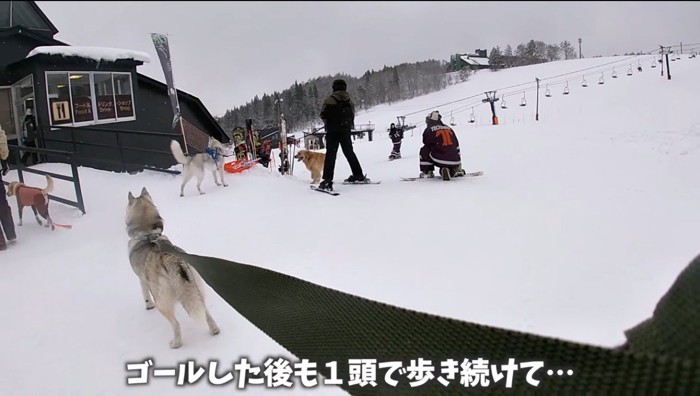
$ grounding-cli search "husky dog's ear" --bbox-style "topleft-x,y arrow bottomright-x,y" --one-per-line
128,191 -> 135,204
141,187 -> 149,197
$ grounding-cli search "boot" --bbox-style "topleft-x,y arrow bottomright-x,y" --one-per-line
452,165 -> 466,177
344,174 -> 369,183
419,170 -> 434,179
440,168 -> 451,181
318,180 -> 333,191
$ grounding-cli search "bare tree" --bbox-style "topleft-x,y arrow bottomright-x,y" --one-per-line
560,40 -> 576,60
546,44 -> 561,61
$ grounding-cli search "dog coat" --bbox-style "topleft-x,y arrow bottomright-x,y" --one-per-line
15,185 -> 50,218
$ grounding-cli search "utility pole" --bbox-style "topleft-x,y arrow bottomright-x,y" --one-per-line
660,46 -> 664,77
535,78 -> 540,121
665,47 -> 671,80
578,38 -> 583,59
481,91 -> 499,125
680,42 -> 683,54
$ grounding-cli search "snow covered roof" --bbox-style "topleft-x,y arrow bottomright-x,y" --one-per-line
26,45 -> 151,63
460,55 -> 490,66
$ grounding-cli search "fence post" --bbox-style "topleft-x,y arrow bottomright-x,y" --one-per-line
115,131 -> 126,172
14,147 -> 24,183
69,154 -> 86,215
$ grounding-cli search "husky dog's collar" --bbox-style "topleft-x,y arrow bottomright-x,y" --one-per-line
134,232 -> 162,242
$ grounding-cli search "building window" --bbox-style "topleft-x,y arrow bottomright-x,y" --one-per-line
114,73 -> 134,118
70,73 -> 93,123
47,73 -> 72,125
46,71 -> 135,127
94,73 -> 115,120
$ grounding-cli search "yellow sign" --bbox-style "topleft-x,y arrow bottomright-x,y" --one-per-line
52,101 -> 70,122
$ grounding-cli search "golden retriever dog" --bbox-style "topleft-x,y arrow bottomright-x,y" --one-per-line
294,149 -> 326,184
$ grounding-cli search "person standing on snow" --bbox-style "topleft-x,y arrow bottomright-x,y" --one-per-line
0,125 -> 17,251
317,79 -> 370,192
388,122 -> 403,160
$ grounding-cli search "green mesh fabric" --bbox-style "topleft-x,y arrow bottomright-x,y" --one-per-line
156,240 -> 700,395
624,255 -> 700,360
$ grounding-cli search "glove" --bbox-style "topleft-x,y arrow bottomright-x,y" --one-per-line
1,160 -> 8,176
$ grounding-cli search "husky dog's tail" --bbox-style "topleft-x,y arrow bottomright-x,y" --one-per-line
178,265 -> 211,329
42,175 -> 54,195
170,140 -> 189,165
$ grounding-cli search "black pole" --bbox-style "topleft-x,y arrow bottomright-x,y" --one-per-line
665,51 -> 671,80
535,78 -> 540,121
660,46 -> 664,77
482,91 -> 499,125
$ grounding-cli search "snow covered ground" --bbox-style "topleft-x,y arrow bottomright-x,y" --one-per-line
1,54 -> 699,395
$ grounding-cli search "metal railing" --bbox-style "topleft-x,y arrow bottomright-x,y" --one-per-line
41,125 -> 182,175
4,145 -> 86,215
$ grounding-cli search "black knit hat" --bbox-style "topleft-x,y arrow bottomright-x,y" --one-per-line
332,79 -> 347,91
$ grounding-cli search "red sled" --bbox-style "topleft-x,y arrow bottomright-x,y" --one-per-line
224,158 -> 260,174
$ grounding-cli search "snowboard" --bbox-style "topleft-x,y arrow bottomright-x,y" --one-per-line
401,171 -> 484,181
310,185 -> 340,196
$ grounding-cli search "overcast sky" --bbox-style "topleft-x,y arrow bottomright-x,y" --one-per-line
35,1 -> 699,117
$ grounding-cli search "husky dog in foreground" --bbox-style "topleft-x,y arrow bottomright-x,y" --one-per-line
126,187 -> 220,348
170,137 -> 229,197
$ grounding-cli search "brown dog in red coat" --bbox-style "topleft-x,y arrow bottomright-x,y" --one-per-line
6,175 -> 55,230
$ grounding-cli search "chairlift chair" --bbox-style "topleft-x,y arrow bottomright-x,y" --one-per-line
449,111 -> 456,127
500,95 -> 508,109
627,66 -> 633,76
581,76 -> 588,87
545,85 -> 551,97
468,108 -> 476,124
612,67 -> 618,78
519,92 -> 527,107
563,81 -> 570,95
651,59 -> 657,68
598,72 -> 605,85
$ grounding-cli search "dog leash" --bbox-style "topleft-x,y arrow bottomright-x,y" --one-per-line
53,222 -> 72,229
154,238 -> 700,395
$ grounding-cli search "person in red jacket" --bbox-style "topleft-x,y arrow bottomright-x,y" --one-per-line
419,111 -> 465,180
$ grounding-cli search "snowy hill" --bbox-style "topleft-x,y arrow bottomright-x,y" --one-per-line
1,54 -> 699,395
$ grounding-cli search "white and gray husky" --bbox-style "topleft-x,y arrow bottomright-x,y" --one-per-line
126,187 -> 220,348
170,137 -> 229,197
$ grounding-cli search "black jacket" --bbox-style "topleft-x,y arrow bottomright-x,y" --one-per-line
320,90 -> 355,134
389,126 -> 403,142
23,115 -> 37,142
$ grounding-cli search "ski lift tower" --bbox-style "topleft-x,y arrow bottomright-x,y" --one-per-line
396,115 -> 406,128
482,91 -> 500,125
